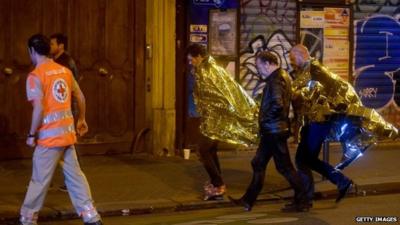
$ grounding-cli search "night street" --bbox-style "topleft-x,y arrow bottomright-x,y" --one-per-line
1,1 -> 400,225
41,193 -> 400,225
1,144 -> 400,225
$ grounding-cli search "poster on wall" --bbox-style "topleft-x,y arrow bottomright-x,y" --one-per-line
208,9 -> 238,56
299,6 -> 350,80
300,10 -> 324,28
299,9 -> 324,61
324,8 -> 349,28
323,7 -> 350,80
323,38 -> 349,78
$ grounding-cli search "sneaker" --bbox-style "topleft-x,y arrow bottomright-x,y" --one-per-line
204,185 -> 226,201
203,181 -> 213,192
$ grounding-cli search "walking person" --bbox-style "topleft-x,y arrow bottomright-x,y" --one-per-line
20,34 -> 103,225
289,44 -> 355,206
229,51 -> 309,212
187,44 -> 226,200
186,43 -> 258,200
49,33 -> 80,192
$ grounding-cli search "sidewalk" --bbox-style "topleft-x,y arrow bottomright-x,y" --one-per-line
1,142 -> 400,224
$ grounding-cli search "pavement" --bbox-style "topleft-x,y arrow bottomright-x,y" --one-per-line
0,142 -> 400,224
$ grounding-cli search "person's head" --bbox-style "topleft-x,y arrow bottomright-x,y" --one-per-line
50,33 -> 68,56
187,43 -> 208,67
256,51 -> 279,79
27,34 -> 50,65
289,44 -> 310,71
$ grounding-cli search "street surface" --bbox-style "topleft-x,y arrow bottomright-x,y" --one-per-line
42,193 -> 400,225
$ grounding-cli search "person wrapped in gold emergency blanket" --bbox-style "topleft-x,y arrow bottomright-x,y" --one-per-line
189,43 -> 397,205
191,42 -> 397,171
192,55 -> 259,146
289,44 -> 398,205
290,45 -> 398,170
187,43 -> 258,201
292,56 -> 397,139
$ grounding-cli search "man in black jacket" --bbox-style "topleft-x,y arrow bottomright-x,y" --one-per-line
230,51 -> 308,212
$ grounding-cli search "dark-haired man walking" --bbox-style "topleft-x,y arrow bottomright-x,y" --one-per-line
19,34 -> 103,225
49,33 -> 80,192
186,43 -> 259,201
229,51 -> 308,212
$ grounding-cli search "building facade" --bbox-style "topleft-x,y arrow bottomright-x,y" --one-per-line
0,0 -> 398,159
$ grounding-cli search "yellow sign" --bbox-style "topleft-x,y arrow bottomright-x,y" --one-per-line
324,38 -> 349,79
300,11 -> 324,28
190,24 -> 208,33
190,34 -> 207,43
324,28 -> 348,37
323,8 -> 350,80
324,8 -> 350,28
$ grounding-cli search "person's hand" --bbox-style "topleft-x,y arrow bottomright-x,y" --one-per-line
76,119 -> 88,137
26,137 -> 36,148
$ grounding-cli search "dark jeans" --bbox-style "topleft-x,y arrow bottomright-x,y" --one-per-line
198,134 -> 223,187
296,122 -> 351,202
242,132 -> 306,206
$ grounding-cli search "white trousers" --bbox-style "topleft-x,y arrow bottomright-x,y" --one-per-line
20,145 -> 100,224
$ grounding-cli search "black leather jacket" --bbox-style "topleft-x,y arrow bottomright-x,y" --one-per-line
258,68 -> 292,134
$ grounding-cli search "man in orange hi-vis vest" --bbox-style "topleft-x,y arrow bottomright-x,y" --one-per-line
20,34 -> 103,225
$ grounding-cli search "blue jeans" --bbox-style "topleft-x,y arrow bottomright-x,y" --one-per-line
295,122 -> 351,202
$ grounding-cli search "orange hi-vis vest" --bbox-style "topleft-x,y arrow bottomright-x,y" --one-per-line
30,60 -> 76,147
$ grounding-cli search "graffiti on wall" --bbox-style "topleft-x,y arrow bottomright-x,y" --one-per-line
238,28 -> 322,98
239,30 -> 293,98
237,0 -> 400,129
353,0 -> 400,15
354,14 -> 400,127
240,0 -> 297,49
240,0 -> 296,24
352,0 -> 400,127
239,0 -> 297,97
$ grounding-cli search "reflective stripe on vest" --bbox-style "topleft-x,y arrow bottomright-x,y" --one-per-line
38,124 -> 75,139
42,109 -> 73,125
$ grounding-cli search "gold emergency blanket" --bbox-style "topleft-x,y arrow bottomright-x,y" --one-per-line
193,56 -> 258,146
292,59 -> 398,139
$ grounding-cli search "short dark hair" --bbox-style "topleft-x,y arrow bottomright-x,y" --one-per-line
187,43 -> 208,57
256,51 -> 279,65
50,33 -> 68,50
28,34 -> 50,56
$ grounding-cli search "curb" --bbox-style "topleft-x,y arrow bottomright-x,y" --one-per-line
2,182 -> 400,224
